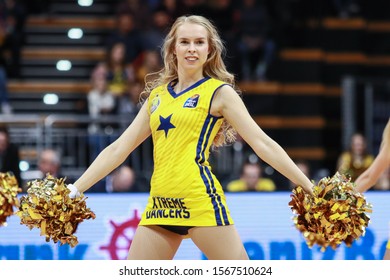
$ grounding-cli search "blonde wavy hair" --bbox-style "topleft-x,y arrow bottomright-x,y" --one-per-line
140,15 -> 240,148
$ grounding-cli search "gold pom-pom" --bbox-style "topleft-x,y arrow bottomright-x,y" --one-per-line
16,174 -> 96,247
289,172 -> 372,251
0,172 -> 22,227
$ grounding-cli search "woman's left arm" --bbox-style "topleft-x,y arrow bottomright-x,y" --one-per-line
355,119 -> 390,192
212,85 -> 314,194
355,141 -> 390,192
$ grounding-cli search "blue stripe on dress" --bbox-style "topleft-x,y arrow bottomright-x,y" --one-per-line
196,115 -> 228,225
205,167 -> 230,225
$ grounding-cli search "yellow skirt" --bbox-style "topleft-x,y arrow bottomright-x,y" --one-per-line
139,193 -> 234,227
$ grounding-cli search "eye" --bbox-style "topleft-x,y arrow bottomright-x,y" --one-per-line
179,40 -> 189,45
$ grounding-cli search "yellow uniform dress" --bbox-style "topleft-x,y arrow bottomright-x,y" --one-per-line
139,77 -> 234,227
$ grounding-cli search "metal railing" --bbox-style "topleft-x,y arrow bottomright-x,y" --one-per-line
342,76 -> 390,154
2,113 -> 245,185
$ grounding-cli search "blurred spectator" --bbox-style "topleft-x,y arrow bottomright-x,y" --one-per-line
158,0 -> 188,21
1,0 -> 27,78
115,49 -> 162,127
203,0 -> 236,34
354,118 -> 390,195
337,132 -> 374,181
105,12 -> 145,67
37,148 -> 63,179
87,62 -> 116,134
106,42 -> 135,98
115,0 -> 151,30
117,81 -> 142,122
146,0 -> 160,10
0,125 -> 21,186
135,49 -> 162,84
0,66 -> 11,114
0,0 -> 27,112
106,165 -> 139,192
87,62 -> 118,166
202,0 -> 239,75
236,0 -> 275,81
332,0 -> 361,18
226,161 -> 276,192
143,7 -> 172,52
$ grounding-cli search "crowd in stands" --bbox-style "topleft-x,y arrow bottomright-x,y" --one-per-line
0,0 -> 27,114
0,0 -> 369,114
0,125 -> 21,186
84,0 -> 278,129
336,132 -> 374,182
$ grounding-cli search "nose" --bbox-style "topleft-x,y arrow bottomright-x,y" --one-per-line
188,42 -> 196,52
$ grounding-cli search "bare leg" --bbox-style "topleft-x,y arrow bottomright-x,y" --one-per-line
384,241 -> 390,260
127,225 -> 183,260
189,225 -> 249,260
384,249 -> 390,260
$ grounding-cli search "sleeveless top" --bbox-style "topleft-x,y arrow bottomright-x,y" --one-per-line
139,77 -> 234,227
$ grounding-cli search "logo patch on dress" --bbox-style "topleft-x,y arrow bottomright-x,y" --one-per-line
183,94 -> 199,108
150,95 -> 160,113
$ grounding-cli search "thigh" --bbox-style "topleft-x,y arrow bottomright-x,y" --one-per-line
384,249 -> 390,260
384,240 -> 390,260
127,225 -> 183,260
189,225 -> 249,260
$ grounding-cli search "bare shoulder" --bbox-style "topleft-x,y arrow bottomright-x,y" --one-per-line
215,84 -> 239,98
212,85 -> 241,113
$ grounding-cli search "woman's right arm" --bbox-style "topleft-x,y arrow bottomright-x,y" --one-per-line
355,119 -> 390,192
73,101 -> 151,193
355,140 -> 390,193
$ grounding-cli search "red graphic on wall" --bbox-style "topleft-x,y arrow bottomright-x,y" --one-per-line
99,209 -> 141,260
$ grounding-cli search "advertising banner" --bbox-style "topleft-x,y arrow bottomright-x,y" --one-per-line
1,192 -> 388,260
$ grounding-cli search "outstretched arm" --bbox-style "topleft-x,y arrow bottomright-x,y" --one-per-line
73,101 -> 151,193
212,86 -> 314,195
355,143 -> 390,193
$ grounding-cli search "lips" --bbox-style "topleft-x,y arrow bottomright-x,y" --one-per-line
185,56 -> 198,61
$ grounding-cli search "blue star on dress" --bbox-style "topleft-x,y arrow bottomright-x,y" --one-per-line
157,114 -> 176,137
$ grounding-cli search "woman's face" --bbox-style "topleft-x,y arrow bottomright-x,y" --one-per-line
0,132 -> 7,152
111,43 -> 125,64
174,22 -> 210,74
351,134 -> 366,155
